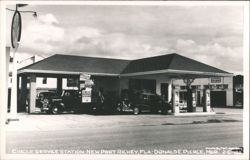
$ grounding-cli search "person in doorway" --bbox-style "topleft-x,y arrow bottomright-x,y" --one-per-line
98,87 -> 104,104
168,97 -> 173,114
96,87 -> 105,112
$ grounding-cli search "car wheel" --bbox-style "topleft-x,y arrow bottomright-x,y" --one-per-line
116,107 -> 120,113
133,107 -> 140,115
51,105 -> 59,114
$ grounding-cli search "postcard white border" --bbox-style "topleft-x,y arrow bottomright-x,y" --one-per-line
0,1 -> 249,160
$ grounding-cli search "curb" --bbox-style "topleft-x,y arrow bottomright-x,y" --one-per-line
174,112 -> 216,116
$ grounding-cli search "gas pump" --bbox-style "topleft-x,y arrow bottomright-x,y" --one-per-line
183,78 -> 195,112
203,89 -> 211,112
81,86 -> 92,103
192,91 -> 196,112
173,87 -> 180,114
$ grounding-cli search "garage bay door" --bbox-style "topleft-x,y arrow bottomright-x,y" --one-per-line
211,91 -> 226,107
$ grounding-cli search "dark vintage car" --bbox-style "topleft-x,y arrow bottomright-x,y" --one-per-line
36,91 -> 64,114
61,90 -> 81,110
89,90 -> 119,114
36,90 -> 81,114
116,90 -> 171,115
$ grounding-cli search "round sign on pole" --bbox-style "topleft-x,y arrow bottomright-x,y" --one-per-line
11,11 -> 22,49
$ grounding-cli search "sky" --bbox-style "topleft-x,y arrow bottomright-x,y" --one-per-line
6,4 -> 244,74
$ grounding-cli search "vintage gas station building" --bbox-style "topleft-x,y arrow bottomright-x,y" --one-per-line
17,53 -> 233,114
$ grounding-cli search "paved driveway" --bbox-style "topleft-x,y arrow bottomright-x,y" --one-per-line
6,107 -> 243,131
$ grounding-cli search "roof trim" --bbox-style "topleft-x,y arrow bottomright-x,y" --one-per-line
18,68 -> 233,77
17,69 -> 120,77
120,69 -> 234,77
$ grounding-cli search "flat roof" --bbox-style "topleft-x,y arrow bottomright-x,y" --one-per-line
18,53 -> 233,77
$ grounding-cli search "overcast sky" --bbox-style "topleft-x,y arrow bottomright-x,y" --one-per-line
6,4 -> 244,74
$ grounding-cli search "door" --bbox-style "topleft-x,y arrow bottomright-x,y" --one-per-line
160,83 -> 168,101
210,91 -> 226,107
197,91 -> 201,106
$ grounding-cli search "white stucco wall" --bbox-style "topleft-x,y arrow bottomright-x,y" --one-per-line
173,77 -> 233,106
36,78 -> 57,89
155,77 -> 171,95
36,77 -> 78,90
223,77 -> 233,106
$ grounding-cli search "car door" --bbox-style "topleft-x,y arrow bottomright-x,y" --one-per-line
149,95 -> 160,112
141,94 -> 151,112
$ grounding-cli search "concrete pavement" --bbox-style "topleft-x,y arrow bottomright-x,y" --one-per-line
7,122 -> 242,151
5,107 -> 243,132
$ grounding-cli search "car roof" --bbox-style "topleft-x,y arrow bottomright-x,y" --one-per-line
64,90 -> 78,92
40,91 -> 56,94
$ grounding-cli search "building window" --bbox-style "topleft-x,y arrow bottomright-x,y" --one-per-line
42,78 -> 47,84
223,84 -> 228,89
204,85 -> 209,89
67,78 -> 78,87
180,86 -> 186,90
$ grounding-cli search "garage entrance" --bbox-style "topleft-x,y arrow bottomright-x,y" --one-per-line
160,83 -> 169,100
211,91 -> 226,107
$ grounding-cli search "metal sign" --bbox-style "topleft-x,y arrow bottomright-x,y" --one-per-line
79,80 -> 94,89
80,83 -> 86,89
80,73 -> 91,81
11,11 -> 22,49
79,74 -> 94,103
84,79 -> 94,88
82,89 -> 92,103
211,77 -> 221,83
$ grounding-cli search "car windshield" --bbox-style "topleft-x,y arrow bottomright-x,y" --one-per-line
63,90 -> 78,97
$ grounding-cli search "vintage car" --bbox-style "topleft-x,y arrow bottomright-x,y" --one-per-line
36,91 -> 64,114
61,90 -> 81,110
36,90 -> 81,114
116,90 -> 171,115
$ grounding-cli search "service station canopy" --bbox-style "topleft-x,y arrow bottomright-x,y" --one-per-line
17,53 -> 233,79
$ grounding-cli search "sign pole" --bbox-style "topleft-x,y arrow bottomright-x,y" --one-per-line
6,4 -> 37,122
8,6 -> 21,121
9,49 -> 18,120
